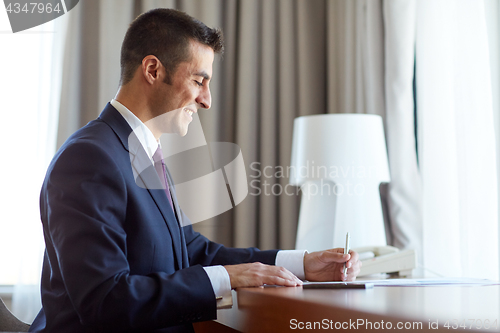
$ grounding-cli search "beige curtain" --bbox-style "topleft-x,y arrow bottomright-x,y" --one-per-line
56,0 -> 413,252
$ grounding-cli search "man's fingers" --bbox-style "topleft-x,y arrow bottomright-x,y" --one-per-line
267,266 -> 302,286
320,249 -> 350,263
304,249 -> 362,282
338,262 -> 352,273
345,251 -> 360,271
224,263 -> 302,288
343,259 -> 362,281
348,250 -> 359,263
267,274 -> 302,287
338,251 -> 362,280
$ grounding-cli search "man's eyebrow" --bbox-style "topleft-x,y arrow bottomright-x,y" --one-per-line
193,71 -> 210,80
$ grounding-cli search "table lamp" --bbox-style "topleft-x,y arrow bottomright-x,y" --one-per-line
290,114 -> 390,251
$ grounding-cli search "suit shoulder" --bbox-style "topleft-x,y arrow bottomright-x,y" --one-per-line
48,119 -> 128,173
63,119 -> 124,150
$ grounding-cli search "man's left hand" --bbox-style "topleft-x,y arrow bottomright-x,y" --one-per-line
304,248 -> 361,282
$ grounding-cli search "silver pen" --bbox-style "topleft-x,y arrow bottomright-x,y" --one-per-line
344,232 -> 350,276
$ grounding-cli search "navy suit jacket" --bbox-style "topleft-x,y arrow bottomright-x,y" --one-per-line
30,104 -> 278,332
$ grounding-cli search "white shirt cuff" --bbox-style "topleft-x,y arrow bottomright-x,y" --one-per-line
275,250 -> 307,280
203,265 -> 233,309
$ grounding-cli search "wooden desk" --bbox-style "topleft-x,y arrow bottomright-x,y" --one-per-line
196,285 -> 500,332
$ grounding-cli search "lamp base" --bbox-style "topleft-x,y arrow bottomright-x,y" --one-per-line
295,180 -> 387,252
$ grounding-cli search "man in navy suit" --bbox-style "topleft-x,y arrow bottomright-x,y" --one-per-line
30,8 -> 361,333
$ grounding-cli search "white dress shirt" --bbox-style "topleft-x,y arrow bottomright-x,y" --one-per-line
110,99 -> 306,308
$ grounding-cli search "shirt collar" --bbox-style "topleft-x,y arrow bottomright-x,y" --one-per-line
110,99 -> 159,163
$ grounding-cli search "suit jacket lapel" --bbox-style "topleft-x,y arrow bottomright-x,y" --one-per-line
99,104 -> 184,269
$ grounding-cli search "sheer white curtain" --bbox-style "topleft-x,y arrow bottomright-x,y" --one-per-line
0,14 -> 68,323
383,0 -> 423,260
333,0 -> 499,279
416,0 -> 498,279
484,0 -> 500,280
325,0 -> 424,263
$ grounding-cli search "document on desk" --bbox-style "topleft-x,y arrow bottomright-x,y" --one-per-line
302,282 -> 374,289
303,278 -> 500,288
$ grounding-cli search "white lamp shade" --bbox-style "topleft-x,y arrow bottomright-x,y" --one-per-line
290,114 -> 391,251
290,114 -> 390,185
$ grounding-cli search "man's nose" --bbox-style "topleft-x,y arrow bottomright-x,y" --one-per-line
196,86 -> 211,109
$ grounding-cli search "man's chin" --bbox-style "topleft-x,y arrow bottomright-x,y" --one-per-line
177,124 -> 189,137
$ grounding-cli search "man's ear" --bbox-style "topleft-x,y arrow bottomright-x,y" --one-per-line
141,55 -> 162,85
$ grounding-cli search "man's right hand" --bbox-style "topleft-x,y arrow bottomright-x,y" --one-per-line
223,263 -> 303,289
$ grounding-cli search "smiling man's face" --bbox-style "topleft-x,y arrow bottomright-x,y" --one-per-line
149,40 -> 214,137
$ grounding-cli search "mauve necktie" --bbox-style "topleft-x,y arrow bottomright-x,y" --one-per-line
153,145 -> 174,210
153,145 -> 189,268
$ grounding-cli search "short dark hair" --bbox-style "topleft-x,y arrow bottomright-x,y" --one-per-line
120,8 -> 224,85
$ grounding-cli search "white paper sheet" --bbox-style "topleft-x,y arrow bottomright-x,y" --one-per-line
302,278 -> 500,287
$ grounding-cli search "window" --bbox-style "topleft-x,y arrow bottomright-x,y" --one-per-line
0,9 -> 65,285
